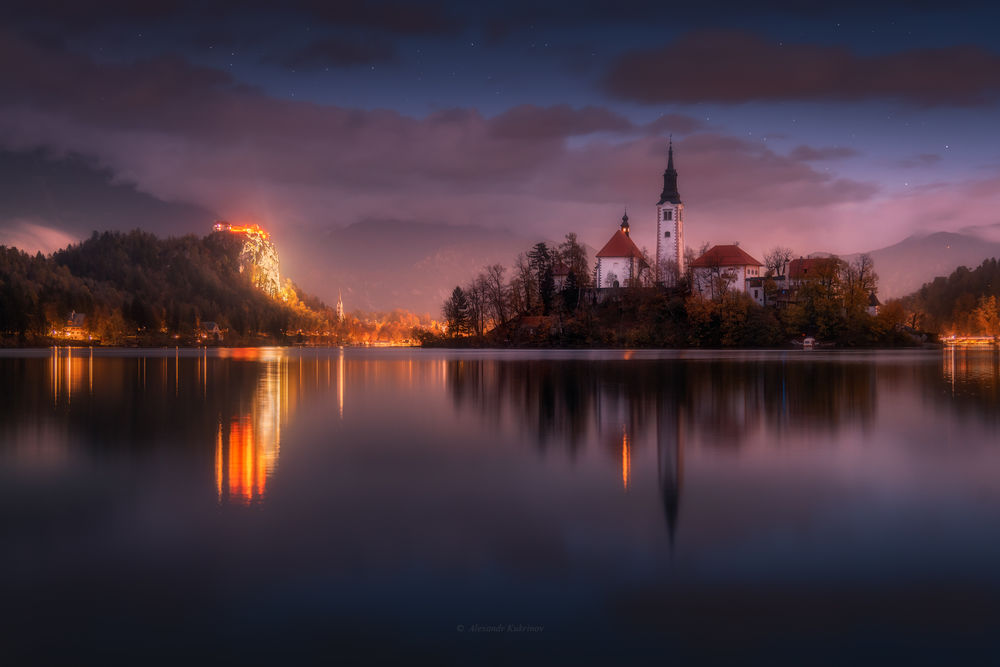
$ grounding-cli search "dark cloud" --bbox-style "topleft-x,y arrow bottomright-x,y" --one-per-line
789,145 -> 860,161
6,0 -> 461,36
270,37 -> 397,70
489,105 -> 633,140
290,0 -> 461,35
1,31 -> 961,310
604,31 -> 1000,106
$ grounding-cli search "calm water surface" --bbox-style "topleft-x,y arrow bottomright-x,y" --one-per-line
3,347 -> 1000,664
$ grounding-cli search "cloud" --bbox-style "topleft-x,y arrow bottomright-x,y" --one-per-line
789,145 -> 859,161
489,104 -> 634,140
3,31 -> 974,311
604,31 -> 1000,106
642,114 -> 707,136
7,0 -> 461,36
0,219 -> 78,255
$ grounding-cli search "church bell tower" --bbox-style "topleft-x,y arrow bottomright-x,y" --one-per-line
655,140 -> 684,284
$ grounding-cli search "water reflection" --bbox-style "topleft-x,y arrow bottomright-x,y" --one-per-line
442,353 -> 981,546
214,355 -> 285,504
8,349 -> 1000,662
0,347 -> 359,506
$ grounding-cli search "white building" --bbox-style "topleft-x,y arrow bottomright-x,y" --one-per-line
596,212 -> 645,288
690,245 -> 764,301
655,140 -> 685,284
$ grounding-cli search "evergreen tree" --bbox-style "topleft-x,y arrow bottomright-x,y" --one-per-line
443,286 -> 471,335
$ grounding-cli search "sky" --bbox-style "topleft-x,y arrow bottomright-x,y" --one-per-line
3,0 -> 1000,312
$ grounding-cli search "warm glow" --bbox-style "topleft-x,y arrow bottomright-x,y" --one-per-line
622,428 -> 631,491
213,221 -> 269,240
214,356 -> 285,504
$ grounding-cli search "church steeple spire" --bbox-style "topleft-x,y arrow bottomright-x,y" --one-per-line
620,209 -> 630,236
658,138 -> 681,206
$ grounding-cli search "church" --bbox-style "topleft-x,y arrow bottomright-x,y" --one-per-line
595,140 -> 685,288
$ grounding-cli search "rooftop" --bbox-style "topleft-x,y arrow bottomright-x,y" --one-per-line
690,244 -> 762,268
596,229 -> 645,259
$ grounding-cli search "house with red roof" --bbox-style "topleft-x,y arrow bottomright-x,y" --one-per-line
788,256 -> 841,287
596,212 -> 647,288
690,244 -> 764,301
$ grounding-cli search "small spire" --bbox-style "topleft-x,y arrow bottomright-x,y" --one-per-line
667,135 -> 674,171
620,209 -> 630,236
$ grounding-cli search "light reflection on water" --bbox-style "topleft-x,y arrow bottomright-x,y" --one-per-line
4,347 -> 1000,662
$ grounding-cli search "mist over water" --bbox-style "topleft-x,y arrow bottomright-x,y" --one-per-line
3,348 -> 1000,664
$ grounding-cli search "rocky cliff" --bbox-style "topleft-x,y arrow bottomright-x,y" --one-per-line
238,232 -> 282,298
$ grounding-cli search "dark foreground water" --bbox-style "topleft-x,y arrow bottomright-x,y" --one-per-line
3,347 -> 1000,665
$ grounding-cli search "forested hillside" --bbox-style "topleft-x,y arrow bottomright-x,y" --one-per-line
0,230 -> 331,344
904,258 -> 1000,335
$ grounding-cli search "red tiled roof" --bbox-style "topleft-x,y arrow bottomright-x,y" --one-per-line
788,257 -> 839,280
689,244 -> 762,268
596,230 -> 644,259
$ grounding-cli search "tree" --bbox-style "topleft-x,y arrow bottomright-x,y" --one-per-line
513,252 -> 536,314
558,233 -> 591,288
764,246 -> 793,277
842,253 -> 878,317
561,271 -> 580,313
466,276 -> 489,336
482,264 -> 509,327
443,286 -> 471,335
974,295 -> 1000,336
528,242 -> 554,314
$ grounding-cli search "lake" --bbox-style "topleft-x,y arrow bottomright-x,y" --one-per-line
3,347 -> 1000,664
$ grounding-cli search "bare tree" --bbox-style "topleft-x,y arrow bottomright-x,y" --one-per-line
635,247 -> 656,287
514,252 -> 536,314
465,276 -> 489,336
764,246 -> 793,277
483,263 -> 509,326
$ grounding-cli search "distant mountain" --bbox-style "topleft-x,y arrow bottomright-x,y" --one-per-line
848,231 -> 1000,299
287,220 -> 565,316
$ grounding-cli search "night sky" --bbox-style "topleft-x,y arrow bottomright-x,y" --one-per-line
3,1 -> 1000,311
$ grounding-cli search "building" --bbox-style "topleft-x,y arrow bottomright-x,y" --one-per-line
690,244 -> 764,301
867,291 -> 881,316
655,139 -> 685,283
551,261 -> 571,291
336,290 -> 345,321
64,311 -> 88,340
788,256 -> 841,288
596,212 -> 646,288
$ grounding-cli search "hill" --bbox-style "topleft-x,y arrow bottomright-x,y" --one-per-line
849,231 -> 1000,299
902,257 -> 1000,334
0,229 -> 333,345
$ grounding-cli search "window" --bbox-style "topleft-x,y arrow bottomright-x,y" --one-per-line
664,231 -> 670,238
754,289 -> 759,299
663,210 -> 672,221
